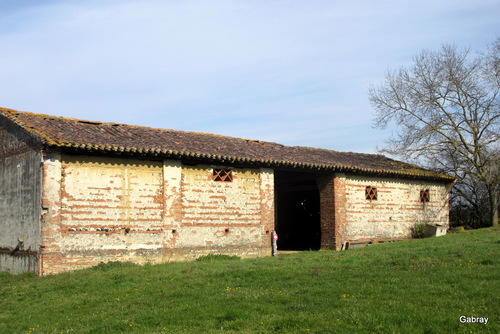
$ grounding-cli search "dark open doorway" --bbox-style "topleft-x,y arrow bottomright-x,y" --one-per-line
274,170 -> 321,250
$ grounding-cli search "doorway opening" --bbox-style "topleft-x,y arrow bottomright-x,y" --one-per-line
274,170 -> 321,250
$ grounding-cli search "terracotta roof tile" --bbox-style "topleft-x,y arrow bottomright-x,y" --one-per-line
0,107 -> 453,181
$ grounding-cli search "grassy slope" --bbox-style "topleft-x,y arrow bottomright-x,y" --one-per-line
0,228 -> 499,334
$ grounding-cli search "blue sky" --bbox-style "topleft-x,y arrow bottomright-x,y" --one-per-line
1,1 -> 499,153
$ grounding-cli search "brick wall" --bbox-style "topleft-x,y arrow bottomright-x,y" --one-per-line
37,152 -> 450,274
259,168 -> 275,255
40,151 -> 63,275
317,173 -> 348,251
40,154 -> 274,274
317,174 -> 336,249
343,175 -> 450,242
173,164 -> 271,259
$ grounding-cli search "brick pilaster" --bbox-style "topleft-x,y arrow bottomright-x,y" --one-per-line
333,173 -> 347,250
317,173 -> 347,251
40,151 -> 63,275
259,168 -> 275,256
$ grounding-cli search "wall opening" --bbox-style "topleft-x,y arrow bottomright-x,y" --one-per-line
274,170 -> 321,251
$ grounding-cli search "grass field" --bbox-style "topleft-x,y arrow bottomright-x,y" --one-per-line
1,228 -> 499,333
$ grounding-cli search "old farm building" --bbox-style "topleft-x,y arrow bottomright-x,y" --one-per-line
0,107 -> 454,275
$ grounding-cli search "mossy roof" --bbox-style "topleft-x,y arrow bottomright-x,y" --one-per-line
0,107 -> 454,182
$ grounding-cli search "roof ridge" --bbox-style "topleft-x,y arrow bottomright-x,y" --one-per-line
290,144 -> 389,158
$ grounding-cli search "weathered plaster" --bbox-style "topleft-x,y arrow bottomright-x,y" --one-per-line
37,156 -> 274,273
176,164 -> 271,259
45,155 -> 165,272
259,168 -> 275,255
40,151 -> 63,275
344,175 -> 450,242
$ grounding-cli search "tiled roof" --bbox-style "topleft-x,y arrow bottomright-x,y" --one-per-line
0,107 -> 453,181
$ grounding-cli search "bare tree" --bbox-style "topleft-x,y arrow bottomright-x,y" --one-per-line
431,147 -> 496,227
369,38 -> 500,227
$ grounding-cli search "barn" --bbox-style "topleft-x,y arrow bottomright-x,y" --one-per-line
0,107 -> 454,275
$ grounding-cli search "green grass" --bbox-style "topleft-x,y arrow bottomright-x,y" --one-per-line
1,228 -> 499,333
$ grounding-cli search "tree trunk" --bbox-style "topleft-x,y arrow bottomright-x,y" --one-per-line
489,187 -> 499,227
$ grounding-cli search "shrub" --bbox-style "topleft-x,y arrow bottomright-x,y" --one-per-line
411,223 -> 426,238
